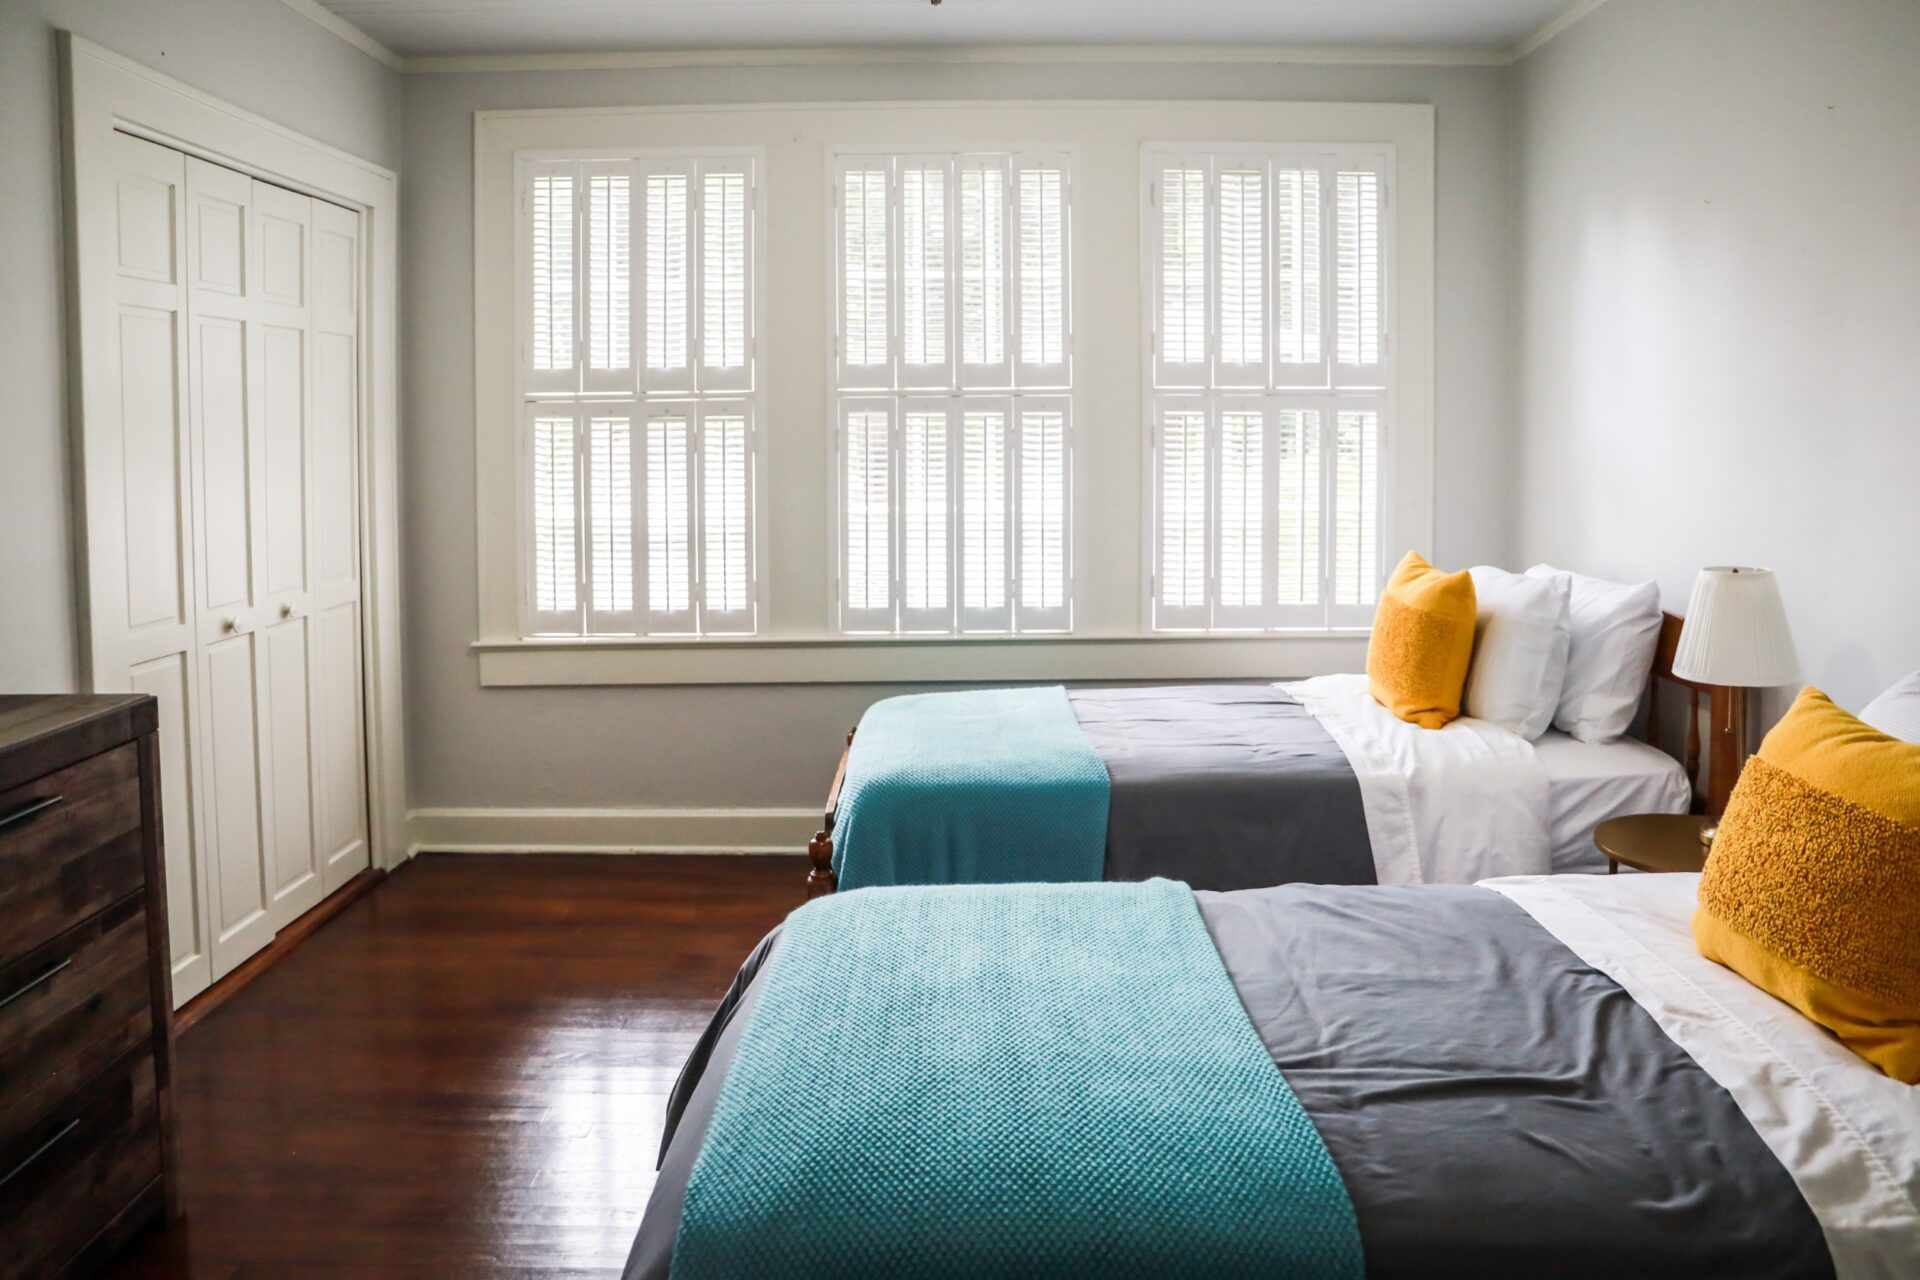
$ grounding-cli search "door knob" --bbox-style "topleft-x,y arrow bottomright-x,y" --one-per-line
221,616 -> 247,635
281,603 -> 300,620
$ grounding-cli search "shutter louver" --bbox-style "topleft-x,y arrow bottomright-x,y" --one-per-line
1274,167 -> 1323,376
583,169 -> 630,392
842,166 -> 890,382
900,406 -> 951,630
529,171 -> 575,392
842,403 -> 893,630
1156,404 -> 1208,627
1016,164 -> 1067,383
958,162 -> 1007,382
957,406 -> 1010,629
1216,166 -> 1266,386
901,166 -> 949,383
586,413 -> 634,631
701,167 -> 750,389
701,409 -> 753,630
1215,406 -> 1266,623
1335,168 -> 1383,373
645,411 -> 695,630
1156,164 -> 1208,387
530,412 -> 578,628
1018,403 -> 1069,629
1331,407 -> 1381,612
643,168 -> 692,392
1274,408 -> 1321,611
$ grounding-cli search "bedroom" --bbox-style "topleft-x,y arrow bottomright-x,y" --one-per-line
1,0 -> 1916,1275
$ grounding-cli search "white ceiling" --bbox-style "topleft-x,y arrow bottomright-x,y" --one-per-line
313,0 -> 1583,60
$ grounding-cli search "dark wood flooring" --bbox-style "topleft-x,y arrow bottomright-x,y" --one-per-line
103,853 -> 805,1279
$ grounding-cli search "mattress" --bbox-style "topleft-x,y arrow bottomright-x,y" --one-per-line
1534,730 -> 1692,871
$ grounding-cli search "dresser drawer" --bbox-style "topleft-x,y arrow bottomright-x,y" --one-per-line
0,743 -> 145,965
0,1054 -> 161,1280
0,893 -> 154,1152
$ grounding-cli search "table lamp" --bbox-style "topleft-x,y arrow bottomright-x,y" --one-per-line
1671,567 -> 1799,846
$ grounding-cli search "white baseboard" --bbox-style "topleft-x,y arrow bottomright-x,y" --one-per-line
407,806 -> 818,856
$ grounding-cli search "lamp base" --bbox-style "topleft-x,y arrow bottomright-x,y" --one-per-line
1699,821 -> 1718,851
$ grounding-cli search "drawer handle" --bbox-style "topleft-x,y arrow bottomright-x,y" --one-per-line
0,956 -> 73,1011
0,1118 -> 80,1193
0,794 -> 62,833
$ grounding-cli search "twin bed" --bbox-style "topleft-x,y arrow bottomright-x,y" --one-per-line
628,607 -> 1919,1277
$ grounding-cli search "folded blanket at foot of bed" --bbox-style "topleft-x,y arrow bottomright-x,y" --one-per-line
830,686 -> 1111,890
667,879 -> 1364,1280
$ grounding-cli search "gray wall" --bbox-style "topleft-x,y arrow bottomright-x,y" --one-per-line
0,0 -> 401,691
401,60 -> 1518,810
1514,0 -> 1920,722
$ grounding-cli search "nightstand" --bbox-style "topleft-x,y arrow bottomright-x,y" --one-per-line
1594,814 -> 1714,874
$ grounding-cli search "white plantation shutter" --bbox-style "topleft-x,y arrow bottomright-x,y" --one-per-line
527,408 -> 580,632
643,408 -> 696,633
1145,144 -> 1390,631
700,407 -> 754,632
839,162 -> 891,387
700,164 -> 753,393
1017,400 -> 1070,630
899,163 -> 951,388
899,403 -> 952,632
1156,402 -> 1209,629
582,164 -> 631,393
1155,162 -> 1208,387
1213,402 -> 1270,627
1330,406 -> 1382,620
640,163 -> 694,394
1215,164 -> 1267,388
1273,167 -> 1324,383
1334,164 -> 1385,382
584,411 -> 636,633
957,159 -> 1009,386
527,167 -> 576,394
841,401 -> 894,632
1273,407 -> 1322,616
1014,160 -> 1069,386
956,404 -> 1011,631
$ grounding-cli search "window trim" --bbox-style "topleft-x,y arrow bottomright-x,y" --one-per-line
827,144 -> 1079,637
512,146 -> 770,640
1138,141 -> 1403,635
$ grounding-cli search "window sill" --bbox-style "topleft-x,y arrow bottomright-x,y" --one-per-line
471,629 -> 1373,687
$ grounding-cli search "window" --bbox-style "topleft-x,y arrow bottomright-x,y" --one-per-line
1145,146 -> 1390,631
518,153 -> 762,635
833,151 -> 1073,634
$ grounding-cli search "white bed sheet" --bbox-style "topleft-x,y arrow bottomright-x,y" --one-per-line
1486,872 -> 1920,1280
1532,729 -> 1693,872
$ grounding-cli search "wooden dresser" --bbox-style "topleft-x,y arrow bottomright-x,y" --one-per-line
0,696 -> 178,1277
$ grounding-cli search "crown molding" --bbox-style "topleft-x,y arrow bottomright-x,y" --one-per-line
277,0 -> 403,71
279,0 -> 1604,76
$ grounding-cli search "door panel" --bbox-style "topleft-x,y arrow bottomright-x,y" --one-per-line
259,322 -> 308,597
312,330 -> 358,587
315,600 -> 368,891
202,634 -> 274,976
129,651 -> 210,1003
263,617 -> 322,927
118,307 -> 186,631
193,316 -> 252,612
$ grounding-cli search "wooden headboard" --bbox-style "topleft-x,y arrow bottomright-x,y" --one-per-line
1646,611 -> 1746,817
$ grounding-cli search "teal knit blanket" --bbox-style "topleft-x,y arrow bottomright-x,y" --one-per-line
832,686 -> 1110,891
670,880 -> 1365,1280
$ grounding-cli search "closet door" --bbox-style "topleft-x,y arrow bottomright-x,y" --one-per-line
185,158 -> 277,977
104,134 -> 217,1004
310,200 -> 372,894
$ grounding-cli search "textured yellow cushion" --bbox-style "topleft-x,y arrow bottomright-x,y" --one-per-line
1694,688 -> 1920,1082
1366,552 -> 1477,730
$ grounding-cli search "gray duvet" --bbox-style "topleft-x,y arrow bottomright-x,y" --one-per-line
1067,685 -> 1376,889
627,883 -> 1830,1279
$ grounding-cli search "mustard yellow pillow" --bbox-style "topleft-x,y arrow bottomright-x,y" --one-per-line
1366,552 -> 1477,730
1694,687 -> 1920,1082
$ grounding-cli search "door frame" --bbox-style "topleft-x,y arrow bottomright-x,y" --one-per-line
59,36 -> 408,892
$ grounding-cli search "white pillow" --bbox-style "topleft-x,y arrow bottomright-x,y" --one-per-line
1860,672 -> 1920,743
1463,566 -> 1570,740
1525,564 -> 1663,743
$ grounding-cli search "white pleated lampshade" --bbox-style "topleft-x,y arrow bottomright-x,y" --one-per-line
1672,567 -> 1800,687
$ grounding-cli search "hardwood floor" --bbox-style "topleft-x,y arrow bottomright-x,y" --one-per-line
103,853 -> 805,1279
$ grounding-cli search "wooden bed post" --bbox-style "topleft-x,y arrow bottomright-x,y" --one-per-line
805,727 -> 855,898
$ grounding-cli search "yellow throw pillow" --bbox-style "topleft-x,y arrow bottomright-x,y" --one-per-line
1694,687 -> 1920,1082
1366,552 -> 1477,730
